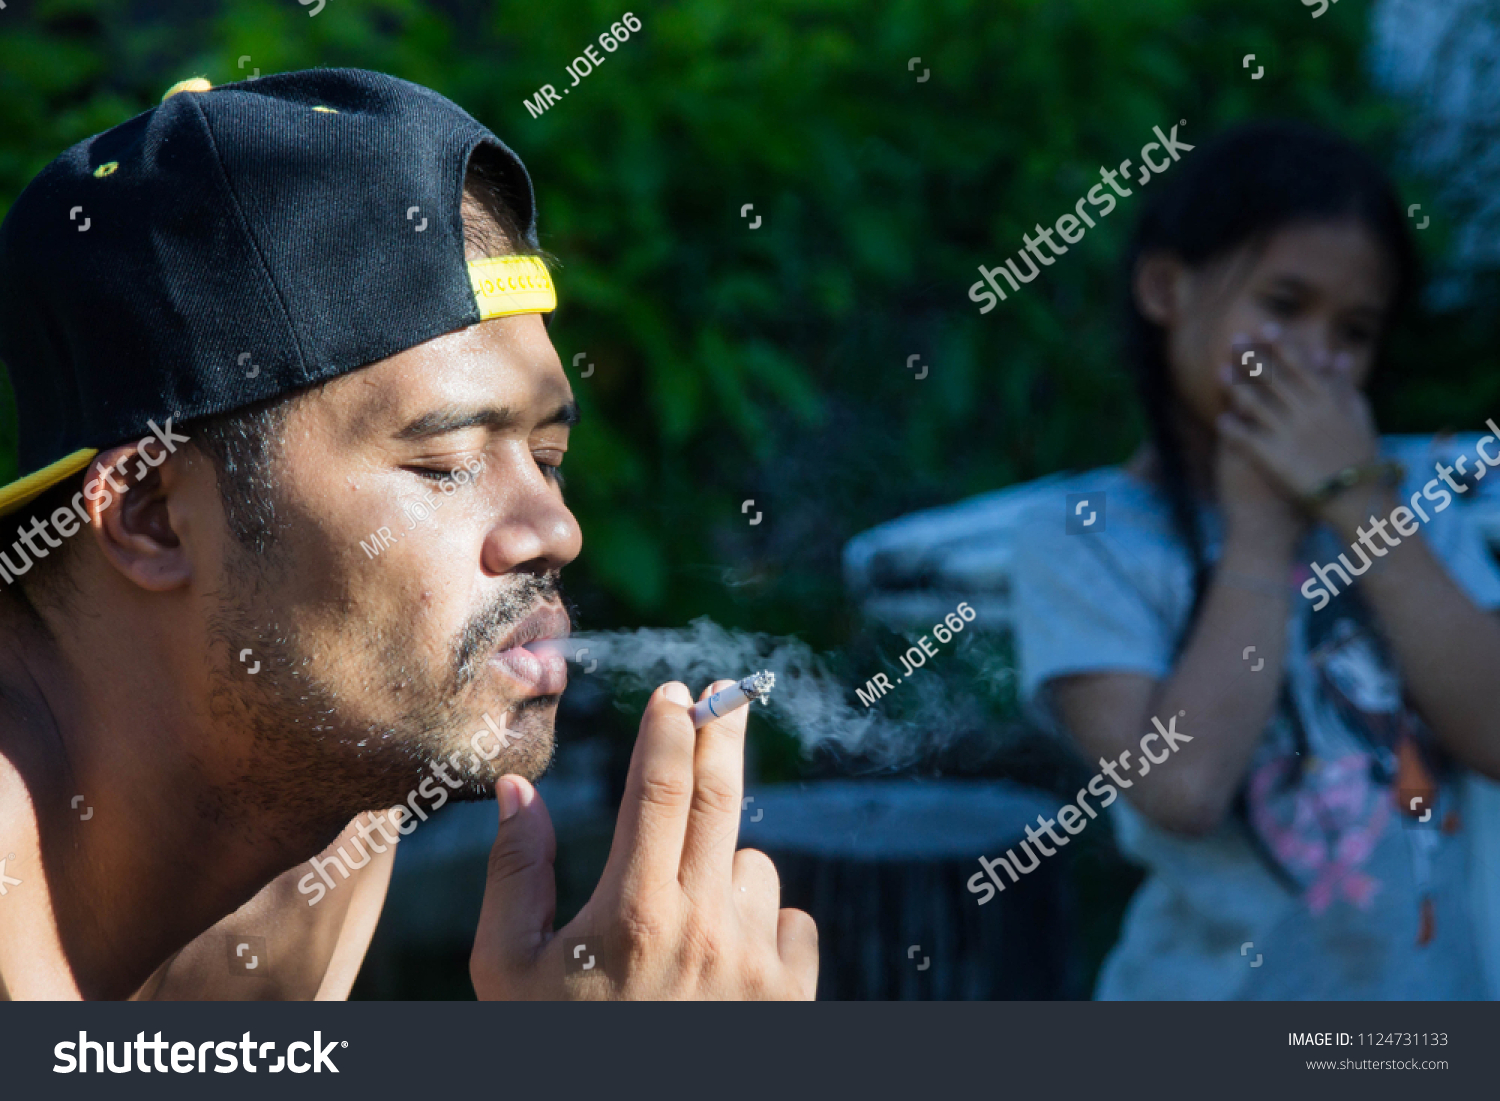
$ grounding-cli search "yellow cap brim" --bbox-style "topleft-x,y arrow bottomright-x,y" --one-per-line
0,448 -> 99,518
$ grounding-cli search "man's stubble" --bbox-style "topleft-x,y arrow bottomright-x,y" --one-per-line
199,536 -> 564,849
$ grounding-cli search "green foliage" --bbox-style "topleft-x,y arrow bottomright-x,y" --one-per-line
0,0 -> 1487,649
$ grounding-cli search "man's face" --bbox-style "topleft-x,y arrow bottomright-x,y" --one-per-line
210,307 -> 581,818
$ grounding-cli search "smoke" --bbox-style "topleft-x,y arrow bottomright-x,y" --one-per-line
554,617 -> 996,768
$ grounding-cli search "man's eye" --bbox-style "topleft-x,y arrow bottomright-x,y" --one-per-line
535,450 -> 565,488
1263,296 -> 1299,317
410,466 -> 464,484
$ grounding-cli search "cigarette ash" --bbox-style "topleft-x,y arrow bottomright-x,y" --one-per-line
740,669 -> 776,703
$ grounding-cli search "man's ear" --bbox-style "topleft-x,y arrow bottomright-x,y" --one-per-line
1132,251 -> 1186,326
85,441 -> 196,592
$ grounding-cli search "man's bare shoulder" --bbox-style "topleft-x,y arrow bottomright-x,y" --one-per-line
0,602 -> 70,1000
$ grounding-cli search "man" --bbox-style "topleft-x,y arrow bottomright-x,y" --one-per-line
0,69 -> 816,1000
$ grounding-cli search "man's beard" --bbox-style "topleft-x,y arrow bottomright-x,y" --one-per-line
202,545 -> 568,848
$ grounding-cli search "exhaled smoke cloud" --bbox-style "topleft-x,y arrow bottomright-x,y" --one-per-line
558,617 -> 987,767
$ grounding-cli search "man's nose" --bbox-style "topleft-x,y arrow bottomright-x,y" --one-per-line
479,470 -> 582,576
482,502 -> 581,577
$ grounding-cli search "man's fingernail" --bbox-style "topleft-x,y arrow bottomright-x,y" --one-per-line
498,778 -> 520,822
664,682 -> 693,707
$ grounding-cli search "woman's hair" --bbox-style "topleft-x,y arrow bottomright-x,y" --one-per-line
1121,119 -> 1420,631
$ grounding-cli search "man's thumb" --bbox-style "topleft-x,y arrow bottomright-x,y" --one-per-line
472,775 -> 557,988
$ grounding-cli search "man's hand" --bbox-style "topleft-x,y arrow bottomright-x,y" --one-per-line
132,813 -> 398,1001
470,680 -> 818,999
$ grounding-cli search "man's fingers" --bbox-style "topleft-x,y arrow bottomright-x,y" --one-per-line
471,776 -> 557,993
731,847 -> 781,941
776,908 -> 820,1000
680,680 -> 750,897
600,682 -> 698,903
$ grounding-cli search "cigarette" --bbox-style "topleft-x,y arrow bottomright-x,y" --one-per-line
522,638 -> 775,728
688,671 -> 776,728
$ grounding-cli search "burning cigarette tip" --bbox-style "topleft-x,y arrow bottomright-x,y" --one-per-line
742,670 -> 776,703
688,670 -> 776,728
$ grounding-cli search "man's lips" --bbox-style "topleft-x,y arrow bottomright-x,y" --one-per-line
488,604 -> 571,695
495,603 -> 571,654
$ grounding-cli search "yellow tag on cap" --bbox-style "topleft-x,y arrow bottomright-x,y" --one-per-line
162,77 -> 213,102
467,255 -> 556,319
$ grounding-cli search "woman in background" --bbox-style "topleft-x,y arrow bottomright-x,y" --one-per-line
1011,120 -> 1500,998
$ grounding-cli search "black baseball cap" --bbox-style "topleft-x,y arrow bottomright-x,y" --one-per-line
0,68 -> 557,516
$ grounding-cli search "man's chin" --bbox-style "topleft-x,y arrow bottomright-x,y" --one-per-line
431,698 -> 559,795
438,741 -> 557,804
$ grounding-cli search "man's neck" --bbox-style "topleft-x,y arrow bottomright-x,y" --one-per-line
0,594 -> 347,999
